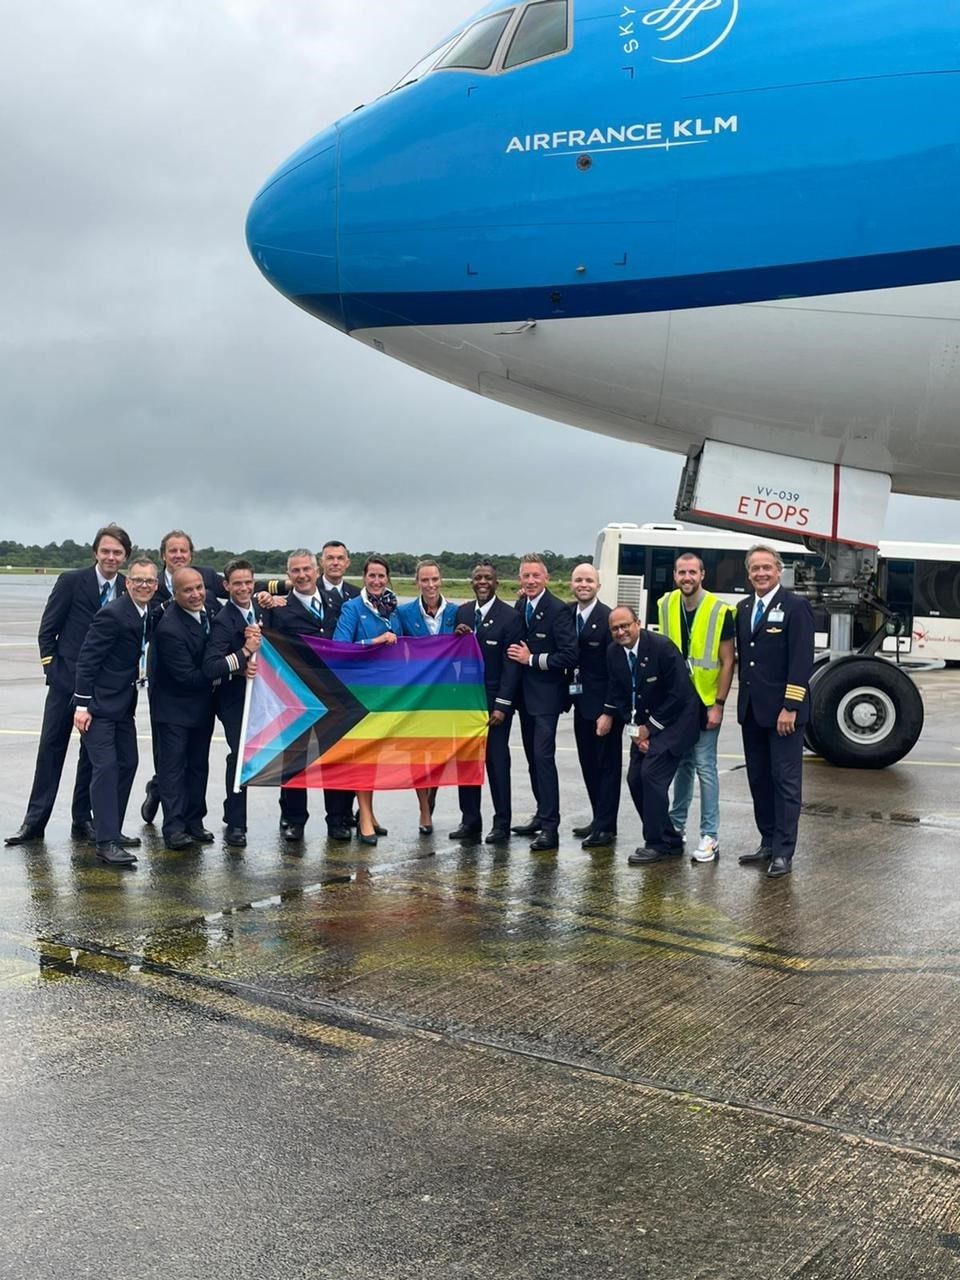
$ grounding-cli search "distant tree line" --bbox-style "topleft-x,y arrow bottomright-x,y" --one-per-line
0,540 -> 592,578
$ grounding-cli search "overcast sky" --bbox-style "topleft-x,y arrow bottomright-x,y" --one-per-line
1,1 -> 955,558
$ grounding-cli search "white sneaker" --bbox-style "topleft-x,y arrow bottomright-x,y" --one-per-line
691,835 -> 720,863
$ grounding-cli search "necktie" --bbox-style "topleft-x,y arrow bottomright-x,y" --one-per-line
99,581 -> 111,607
753,599 -> 765,630
333,587 -> 342,602
200,610 -> 209,635
246,609 -> 255,624
525,600 -> 534,627
310,598 -> 323,619
577,612 -> 585,637
628,650 -> 638,682
474,608 -> 482,633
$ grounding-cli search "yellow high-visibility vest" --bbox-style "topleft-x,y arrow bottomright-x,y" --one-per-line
657,589 -> 730,706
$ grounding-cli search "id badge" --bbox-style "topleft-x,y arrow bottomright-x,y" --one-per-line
627,723 -> 641,740
568,681 -> 583,697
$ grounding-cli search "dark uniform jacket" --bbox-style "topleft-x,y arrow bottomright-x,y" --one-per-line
149,604 -> 215,727
203,601 -> 262,715
565,600 -> 612,719
455,598 -> 523,713
604,629 -> 701,754
735,588 -> 815,727
38,567 -> 126,693
73,594 -> 147,721
513,590 -> 579,716
264,592 -> 338,642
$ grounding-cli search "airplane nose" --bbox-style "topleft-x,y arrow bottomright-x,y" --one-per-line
245,128 -> 343,330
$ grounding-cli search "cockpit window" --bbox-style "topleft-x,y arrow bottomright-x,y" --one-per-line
435,10 -> 515,70
502,0 -> 568,69
391,37 -> 456,92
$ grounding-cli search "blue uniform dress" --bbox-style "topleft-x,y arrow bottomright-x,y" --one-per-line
397,597 -> 459,637
735,587 -> 815,861
333,594 -> 403,644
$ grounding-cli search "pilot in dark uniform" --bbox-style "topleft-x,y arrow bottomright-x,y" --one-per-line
507,555 -> 579,852
263,549 -> 353,841
6,523 -> 131,847
735,544 -> 815,878
564,563 -> 619,848
148,567 -> 216,850
202,559 -> 262,848
72,558 -> 158,865
153,528 -> 225,610
140,528 -> 222,824
599,605 -> 700,864
448,561 -> 523,843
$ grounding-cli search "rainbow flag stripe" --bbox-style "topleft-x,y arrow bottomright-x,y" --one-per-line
240,632 -> 488,791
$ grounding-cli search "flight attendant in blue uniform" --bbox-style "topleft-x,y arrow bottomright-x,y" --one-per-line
735,543 -> 815,878
334,556 -> 402,844
398,559 -> 459,834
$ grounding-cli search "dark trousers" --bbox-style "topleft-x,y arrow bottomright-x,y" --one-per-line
518,707 -> 560,831
24,684 -> 92,829
86,715 -> 138,844
280,784 -> 354,830
156,719 -> 213,838
741,708 -> 804,859
459,710 -> 513,831
219,699 -> 247,830
574,711 -> 623,832
626,739 -> 684,849
143,718 -> 162,809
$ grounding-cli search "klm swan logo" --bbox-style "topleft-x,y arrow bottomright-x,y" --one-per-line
642,0 -> 738,63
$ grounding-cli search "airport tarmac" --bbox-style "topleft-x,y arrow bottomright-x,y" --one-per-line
1,574 -> 958,1279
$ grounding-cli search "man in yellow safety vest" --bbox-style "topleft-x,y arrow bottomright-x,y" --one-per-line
657,552 -> 735,863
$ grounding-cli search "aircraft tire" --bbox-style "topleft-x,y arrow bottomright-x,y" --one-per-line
802,657 -> 832,755
809,657 -> 923,769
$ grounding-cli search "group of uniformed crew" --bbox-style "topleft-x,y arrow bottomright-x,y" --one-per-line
4,525 -> 815,879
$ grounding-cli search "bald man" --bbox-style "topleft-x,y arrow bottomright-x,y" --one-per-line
565,564 -> 620,847
148,568 -> 216,851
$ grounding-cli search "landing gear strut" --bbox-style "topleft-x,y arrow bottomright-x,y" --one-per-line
794,539 -> 923,768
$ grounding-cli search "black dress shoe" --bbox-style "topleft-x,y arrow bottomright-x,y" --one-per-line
767,856 -> 793,878
165,832 -> 195,851
224,827 -> 247,847
484,828 -> 510,845
358,832 -> 378,846
71,820 -> 96,842
529,831 -> 559,852
141,791 -> 160,824
448,823 -> 482,840
373,824 -> 388,837
418,824 -> 434,836
5,823 -> 45,846
188,827 -> 215,844
280,823 -> 304,842
327,825 -> 353,841
627,845 -> 681,865
511,818 -> 543,835
571,824 -> 593,839
117,833 -> 141,849
738,845 -> 773,865
582,831 -> 616,849
96,841 -> 137,866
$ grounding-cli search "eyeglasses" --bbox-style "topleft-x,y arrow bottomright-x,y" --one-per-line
128,577 -> 158,587
610,622 -> 634,633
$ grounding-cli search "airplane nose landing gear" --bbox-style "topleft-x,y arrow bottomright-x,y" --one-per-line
804,656 -> 924,768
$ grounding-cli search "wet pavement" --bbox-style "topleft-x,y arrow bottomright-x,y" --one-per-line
1,575 -> 959,1278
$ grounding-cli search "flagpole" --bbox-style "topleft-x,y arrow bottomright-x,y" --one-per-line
233,651 -> 257,794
